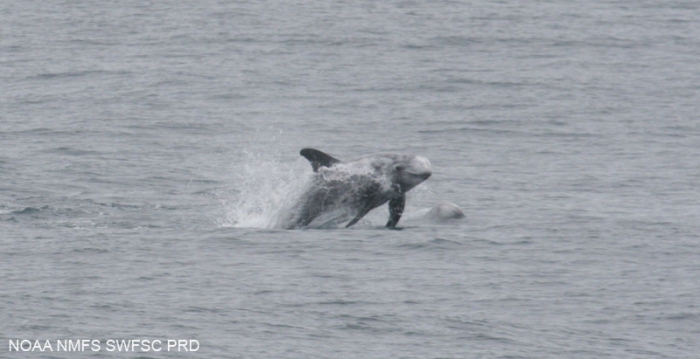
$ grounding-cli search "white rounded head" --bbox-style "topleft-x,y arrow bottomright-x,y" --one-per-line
396,155 -> 432,192
427,202 -> 465,220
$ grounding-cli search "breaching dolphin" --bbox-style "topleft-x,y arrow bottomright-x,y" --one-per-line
280,148 -> 432,229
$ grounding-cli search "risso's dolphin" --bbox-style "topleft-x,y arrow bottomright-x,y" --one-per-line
280,148 -> 432,229
425,202 -> 465,221
399,202 -> 465,224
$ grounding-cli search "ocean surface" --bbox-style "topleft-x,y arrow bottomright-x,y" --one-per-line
2,0 -> 699,358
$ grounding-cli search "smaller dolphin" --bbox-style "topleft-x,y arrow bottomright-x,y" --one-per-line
400,202 -> 465,224
281,148 -> 432,229
425,202 -> 465,221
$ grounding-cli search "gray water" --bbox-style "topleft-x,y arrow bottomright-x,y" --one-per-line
2,0 -> 699,358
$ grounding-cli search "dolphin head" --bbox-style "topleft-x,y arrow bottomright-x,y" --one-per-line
392,155 -> 432,193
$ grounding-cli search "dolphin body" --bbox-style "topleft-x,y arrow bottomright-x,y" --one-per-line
281,148 -> 432,229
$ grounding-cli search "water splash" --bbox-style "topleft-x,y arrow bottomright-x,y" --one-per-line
218,152 -> 311,229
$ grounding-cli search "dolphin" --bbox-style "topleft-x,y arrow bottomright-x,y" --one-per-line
280,148 -> 432,229
424,202 -> 465,221
396,202 -> 465,224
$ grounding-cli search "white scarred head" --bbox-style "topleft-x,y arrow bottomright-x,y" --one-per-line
367,153 -> 431,194
396,155 -> 432,192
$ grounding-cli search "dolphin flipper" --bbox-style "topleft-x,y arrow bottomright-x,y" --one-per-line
386,194 -> 405,228
300,148 -> 341,172
345,191 -> 388,228
345,205 -> 373,228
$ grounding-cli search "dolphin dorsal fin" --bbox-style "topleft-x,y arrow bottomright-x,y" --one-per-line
300,148 -> 341,172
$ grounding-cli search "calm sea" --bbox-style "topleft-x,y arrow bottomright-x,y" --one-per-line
2,1 -> 699,358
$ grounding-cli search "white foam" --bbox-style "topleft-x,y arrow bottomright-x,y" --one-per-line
218,153 -> 310,229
